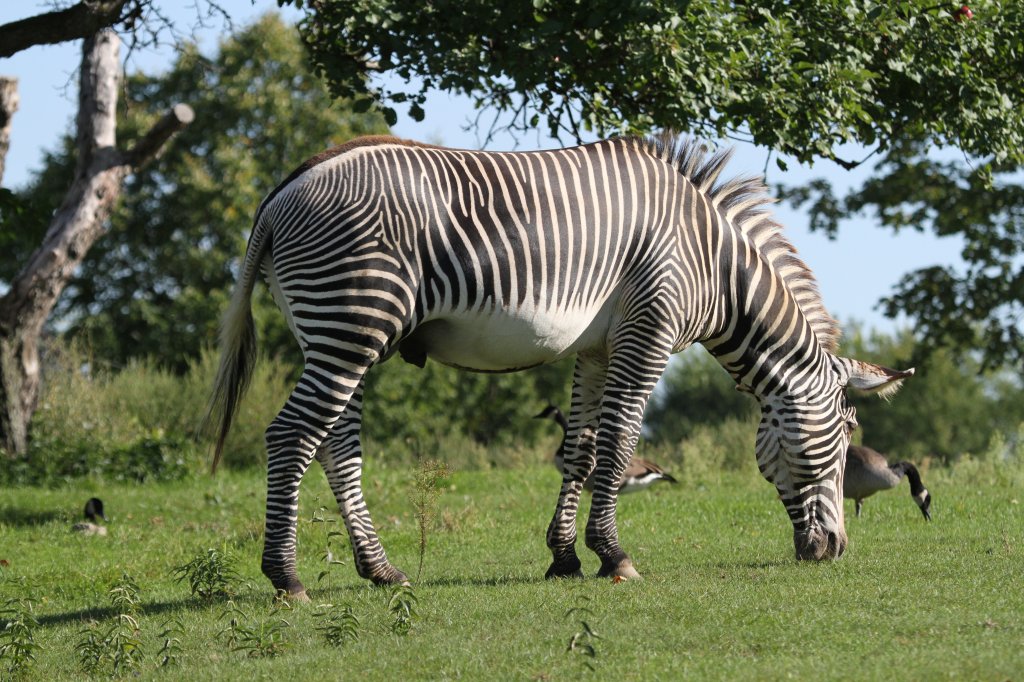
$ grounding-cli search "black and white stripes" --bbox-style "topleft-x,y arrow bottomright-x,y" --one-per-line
207,134 -> 912,597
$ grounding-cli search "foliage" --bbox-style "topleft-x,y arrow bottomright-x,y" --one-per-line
781,137 -> 1024,366
216,600 -> 292,659
387,584 -> 418,636
172,548 -> 240,601
0,596 -> 40,676
362,355 -> 574,450
564,596 -> 601,671
156,619 -> 184,668
75,574 -> 145,677
1,341 -> 208,485
290,1 -> 1023,165
309,497 -> 346,590
314,603 -> 361,648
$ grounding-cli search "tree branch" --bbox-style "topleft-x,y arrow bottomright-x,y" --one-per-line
123,103 -> 195,167
3,30 -> 192,330
0,0 -> 134,58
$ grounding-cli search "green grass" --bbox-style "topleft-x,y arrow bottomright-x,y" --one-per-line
1,460 -> 1021,680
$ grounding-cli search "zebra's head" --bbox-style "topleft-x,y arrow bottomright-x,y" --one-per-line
755,355 -> 914,562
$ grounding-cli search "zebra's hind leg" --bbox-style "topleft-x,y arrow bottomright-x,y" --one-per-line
261,359 -> 376,601
545,353 -> 604,579
315,384 -> 408,586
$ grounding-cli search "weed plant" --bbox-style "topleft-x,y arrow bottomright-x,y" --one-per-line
172,548 -> 240,601
410,459 -> 450,581
314,603 -> 361,648
387,585 -> 418,636
0,596 -> 40,676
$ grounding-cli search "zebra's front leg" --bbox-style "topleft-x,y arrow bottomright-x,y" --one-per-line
545,470 -> 589,579
545,354 -> 603,579
315,385 -> 408,586
584,336 -> 670,580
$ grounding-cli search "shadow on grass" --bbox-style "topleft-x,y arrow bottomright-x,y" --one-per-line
35,589 -> 278,628
0,505 -> 65,527
415,574 -> 547,589
712,559 -> 790,570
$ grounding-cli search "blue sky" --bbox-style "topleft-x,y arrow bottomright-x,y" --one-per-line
1,0 -> 965,340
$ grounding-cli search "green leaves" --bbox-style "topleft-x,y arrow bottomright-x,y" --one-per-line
284,0 -> 1024,167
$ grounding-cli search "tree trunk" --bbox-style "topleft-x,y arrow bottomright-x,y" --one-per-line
0,77 -> 18,183
0,30 -> 193,455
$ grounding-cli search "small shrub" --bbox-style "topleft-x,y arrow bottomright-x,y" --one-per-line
75,574 -> 145,677
310,497 -> 346,591
172,548 -> 239,601
0,597 -> 40,676
387,585 -> 417,636
156,619 -> 184,668
314,603 -> 361,647
217,600 -> 291,658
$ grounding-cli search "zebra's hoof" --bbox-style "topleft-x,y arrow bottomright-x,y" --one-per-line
284,588 -> 311,603
596,558 -> 641,581
545,558 -> 584,580
369,567 -> 410,586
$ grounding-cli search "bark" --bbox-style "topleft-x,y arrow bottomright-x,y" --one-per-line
0,30 -> 193,455
0,77 -> 18,184
0,1 -> 134,59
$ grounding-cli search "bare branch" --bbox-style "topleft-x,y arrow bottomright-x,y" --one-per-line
123,103 -> 195,167
0,1 -> 136,58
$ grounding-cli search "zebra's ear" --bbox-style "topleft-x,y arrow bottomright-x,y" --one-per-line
832,355 -> 915,400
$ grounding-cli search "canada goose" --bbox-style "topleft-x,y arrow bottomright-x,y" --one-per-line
845,445 -> 931,520
534,405 -> 677,493
71,497 -> 108,536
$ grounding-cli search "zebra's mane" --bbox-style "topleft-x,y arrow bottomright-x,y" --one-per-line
636,133 -> 840,353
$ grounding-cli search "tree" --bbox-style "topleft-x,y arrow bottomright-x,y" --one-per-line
0,21 -> 193,455
283,0 -> 1024,364
4,14 -> 389,373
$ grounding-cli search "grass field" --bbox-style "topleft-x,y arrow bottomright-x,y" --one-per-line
1,457 -> 1021,680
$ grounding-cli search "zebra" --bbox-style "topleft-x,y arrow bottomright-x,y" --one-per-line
206,134 -> 913,600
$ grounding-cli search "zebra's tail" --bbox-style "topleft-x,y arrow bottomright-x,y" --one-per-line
202,218 -> 272,474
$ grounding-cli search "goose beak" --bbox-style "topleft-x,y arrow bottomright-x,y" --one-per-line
920,493 -> 932,522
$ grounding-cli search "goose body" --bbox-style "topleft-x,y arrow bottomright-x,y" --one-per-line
71,497 -> 108,536
844,445 -> 931,520
535,405 -> 677,494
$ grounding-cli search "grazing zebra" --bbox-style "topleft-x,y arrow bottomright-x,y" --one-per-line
534,404 -> 678,493
845,444 -> 932,520
207,134 -> 913,600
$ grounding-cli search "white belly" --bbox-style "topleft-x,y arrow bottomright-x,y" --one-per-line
407,301 -> 616,372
